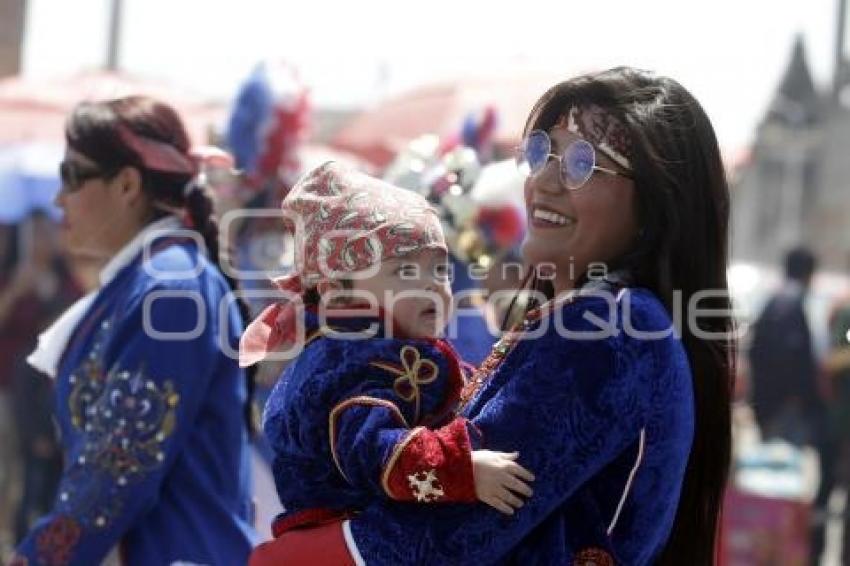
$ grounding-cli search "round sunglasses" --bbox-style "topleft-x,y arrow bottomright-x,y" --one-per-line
516,130 -> 633,191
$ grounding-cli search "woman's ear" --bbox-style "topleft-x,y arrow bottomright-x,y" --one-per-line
115,166 -> 145,205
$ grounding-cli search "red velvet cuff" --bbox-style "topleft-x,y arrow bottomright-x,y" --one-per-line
381,418 -> 476,503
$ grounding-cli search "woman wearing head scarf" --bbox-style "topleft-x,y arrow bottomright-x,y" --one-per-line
12,96 -> 257,565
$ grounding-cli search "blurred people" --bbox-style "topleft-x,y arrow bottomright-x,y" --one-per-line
749,247 -> 822,444
747,247 -> 835,563
0,222 -> 21,551
7,212 -> 83,543
813,279 -> 850,563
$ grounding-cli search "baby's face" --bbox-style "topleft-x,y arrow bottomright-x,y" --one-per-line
350,248 -> 453,338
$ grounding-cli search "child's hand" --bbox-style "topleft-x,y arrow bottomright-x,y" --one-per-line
471,450 -> 535,515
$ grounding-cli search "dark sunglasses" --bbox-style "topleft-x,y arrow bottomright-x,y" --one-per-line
58,160 -> 110,192
516,130 -> 633,191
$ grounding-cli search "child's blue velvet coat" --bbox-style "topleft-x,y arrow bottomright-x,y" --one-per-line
263,308 -> 476,533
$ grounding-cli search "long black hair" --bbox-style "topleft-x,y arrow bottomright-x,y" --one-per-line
523,67 -> 735,564
65,96 -> 257,435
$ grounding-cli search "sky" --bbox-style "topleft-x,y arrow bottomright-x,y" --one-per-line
20,0 -> 845,154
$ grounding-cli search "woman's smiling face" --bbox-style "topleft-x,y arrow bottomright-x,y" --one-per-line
522,123 -> 638,292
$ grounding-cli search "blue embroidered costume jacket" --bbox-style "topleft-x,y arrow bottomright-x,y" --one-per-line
263,309 -> 477,534
15,238 -> 256,565
346,287 -> 695,565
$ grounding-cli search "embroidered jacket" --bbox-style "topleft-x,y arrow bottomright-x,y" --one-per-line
346,287 -> 695,565
15,238 -> 256,565
263,309 -> 477,533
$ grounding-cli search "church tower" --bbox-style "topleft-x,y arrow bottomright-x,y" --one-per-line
731,37 -> 821,265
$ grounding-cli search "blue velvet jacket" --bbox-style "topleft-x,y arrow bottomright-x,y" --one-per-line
15,239 -> 256,565
347,287 -> 695,565
263,309 -> 477,533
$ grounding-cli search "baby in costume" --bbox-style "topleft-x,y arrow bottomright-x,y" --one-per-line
240,163 -> 533,558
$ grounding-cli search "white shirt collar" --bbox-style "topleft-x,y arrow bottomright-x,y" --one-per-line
28,216 -> 185,379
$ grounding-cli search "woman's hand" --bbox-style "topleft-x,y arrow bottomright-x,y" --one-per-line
471,450 -> 535,515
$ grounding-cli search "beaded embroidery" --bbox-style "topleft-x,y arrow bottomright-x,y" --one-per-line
58,320 -> 180,532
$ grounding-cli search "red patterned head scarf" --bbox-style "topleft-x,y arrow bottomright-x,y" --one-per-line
239,161 -> 447,366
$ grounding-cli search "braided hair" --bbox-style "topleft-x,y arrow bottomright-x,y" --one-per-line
66,95 -> 258,434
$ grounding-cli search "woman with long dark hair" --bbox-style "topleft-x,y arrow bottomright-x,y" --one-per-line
12,96 -> 257,565
250,66 -> 734,565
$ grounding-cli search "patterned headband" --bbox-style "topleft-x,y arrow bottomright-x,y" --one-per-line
557,105 -> 634,171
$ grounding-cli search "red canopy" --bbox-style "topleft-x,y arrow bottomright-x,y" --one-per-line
330,74 -> 562,168
0,70 -> 224,145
